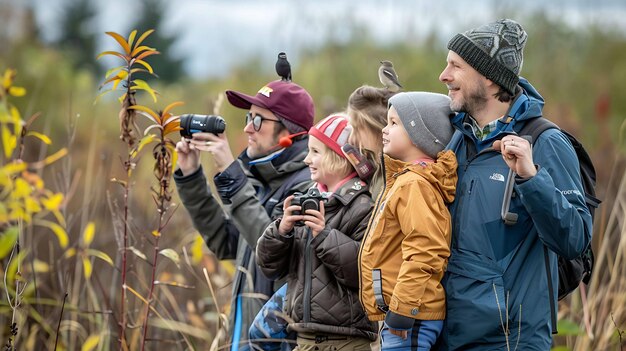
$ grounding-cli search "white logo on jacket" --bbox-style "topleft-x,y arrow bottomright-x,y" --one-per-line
489,173 -> 505,182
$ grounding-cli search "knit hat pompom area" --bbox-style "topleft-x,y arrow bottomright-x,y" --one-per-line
388,92 -> 455,159
447,19 -> 527,95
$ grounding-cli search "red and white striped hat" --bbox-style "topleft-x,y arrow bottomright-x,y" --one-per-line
308,114 -> 352,158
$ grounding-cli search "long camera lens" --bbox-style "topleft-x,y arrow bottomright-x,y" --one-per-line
180,114 -> 226,138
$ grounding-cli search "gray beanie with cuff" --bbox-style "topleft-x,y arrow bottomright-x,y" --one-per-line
447,19 -> 527,95
388,92 -> 455,159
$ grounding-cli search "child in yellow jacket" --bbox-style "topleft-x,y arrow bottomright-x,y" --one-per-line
359,92 -> 457,350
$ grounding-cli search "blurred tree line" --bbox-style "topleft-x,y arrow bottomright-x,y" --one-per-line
0,0 -> 624,221
1,0 -> 625,348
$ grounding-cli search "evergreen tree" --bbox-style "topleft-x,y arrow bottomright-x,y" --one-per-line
130,0 -> 185,83
55,0 -> 100,74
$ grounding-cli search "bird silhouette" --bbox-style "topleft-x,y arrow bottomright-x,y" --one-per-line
276,52 -> 292,81
378,60 -> 403,92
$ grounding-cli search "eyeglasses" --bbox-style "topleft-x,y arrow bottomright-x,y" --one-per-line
245,112 -> 282,132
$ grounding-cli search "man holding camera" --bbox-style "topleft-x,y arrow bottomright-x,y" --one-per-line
175,80 -> 315,351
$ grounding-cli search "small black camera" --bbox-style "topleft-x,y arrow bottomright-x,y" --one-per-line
179,114 -> 226,138
291,188 -> 328,226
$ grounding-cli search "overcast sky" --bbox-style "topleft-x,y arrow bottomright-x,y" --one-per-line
27,0 -> 626,78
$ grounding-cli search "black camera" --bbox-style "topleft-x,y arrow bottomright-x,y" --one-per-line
291,188 -> 328,226
179,114 -> 226,138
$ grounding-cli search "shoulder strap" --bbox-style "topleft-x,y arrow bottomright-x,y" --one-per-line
517,117 -> 559,146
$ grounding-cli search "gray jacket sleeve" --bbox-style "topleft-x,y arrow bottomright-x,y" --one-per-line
174,166 -> 238,260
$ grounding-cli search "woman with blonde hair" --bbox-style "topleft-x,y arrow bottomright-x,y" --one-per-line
347,85 -> 397,197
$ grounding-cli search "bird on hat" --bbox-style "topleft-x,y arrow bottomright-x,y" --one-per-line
378,60 -> 403,93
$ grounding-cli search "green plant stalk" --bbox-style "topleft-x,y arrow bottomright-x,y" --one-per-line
140,139 -> 173,351
118,67 -> 139,350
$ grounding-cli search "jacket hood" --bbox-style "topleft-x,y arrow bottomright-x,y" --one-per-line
383,150 -> 457,204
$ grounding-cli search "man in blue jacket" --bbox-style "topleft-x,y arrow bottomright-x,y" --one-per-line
438,19 -> 592,350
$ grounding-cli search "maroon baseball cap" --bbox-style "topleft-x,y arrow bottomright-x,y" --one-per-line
226,80 -> 315,133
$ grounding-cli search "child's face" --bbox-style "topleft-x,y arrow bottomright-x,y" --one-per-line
304,136 -> 340,187
382,106 -> 415,162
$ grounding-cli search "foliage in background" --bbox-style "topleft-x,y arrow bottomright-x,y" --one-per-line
129,0 -> 186,83
55,0 -> 100,75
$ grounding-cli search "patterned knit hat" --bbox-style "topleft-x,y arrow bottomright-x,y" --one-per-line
447,19 -> 527,95
308,114 -> 352,158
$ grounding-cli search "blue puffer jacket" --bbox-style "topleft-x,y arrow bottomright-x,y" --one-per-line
440,79 -> 592,350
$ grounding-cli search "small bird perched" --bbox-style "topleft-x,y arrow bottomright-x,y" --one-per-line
275,52 -> 292,81
378,60 -> 403,92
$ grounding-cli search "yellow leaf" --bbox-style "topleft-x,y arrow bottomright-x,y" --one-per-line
163,122 -> 181,136
135,50 -> 159,61
9,86 -> 26,97
26,131 -> 52,144
25,197 -> 41,213
131,134 -> 156,158
105,65 -> 125,79
2,124 -> 17,158
171,144 -> 178,174
162,101 -> 184,117
10,105 -> 22,124
32,259 -> 50,273
105,31 -> 131,55
2,68 -> 14,88
83,222 -> 95,246
35,220 -> 69,248
96,50 -> 128,62
133,59 -> 154,74
130,45 -> 154,57
0,226 -> 19,259
41,193 -> 64,211
64,248 -> 76,258
134,29 -> 154,48
82,257 -> 93,279
81,335 -> 100,351
190,235 -> 204,264
86,249 -> 114,266
2,161 -> 27,175
130,79 -> 157,102
127,105 -> 160,122
12,178 -> 31,198
152,230 -> 161,237
159,248 -> 180,268
127,29 -> 138,48
43,148 -> 68,166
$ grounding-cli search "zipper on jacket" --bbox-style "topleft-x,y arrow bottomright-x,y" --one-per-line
468,179 -> 475,195
303,227 -> 313,322
357,153 -> 387,308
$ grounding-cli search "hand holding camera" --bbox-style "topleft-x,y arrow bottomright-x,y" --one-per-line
176,114 -> 234,173
279,189 -> 328,237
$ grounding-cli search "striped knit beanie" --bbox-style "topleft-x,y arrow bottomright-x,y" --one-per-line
308,114 -> 352,158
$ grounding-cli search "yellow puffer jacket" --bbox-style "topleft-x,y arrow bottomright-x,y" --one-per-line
358,150 -> 457,322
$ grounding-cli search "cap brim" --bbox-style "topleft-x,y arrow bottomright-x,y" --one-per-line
225,90 -> 269,111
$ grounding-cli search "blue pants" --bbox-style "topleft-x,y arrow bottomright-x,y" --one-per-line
249,284 -> 296,351
380,320 -> 443,351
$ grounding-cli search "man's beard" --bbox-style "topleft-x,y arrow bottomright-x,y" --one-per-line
454,82 -> 488,116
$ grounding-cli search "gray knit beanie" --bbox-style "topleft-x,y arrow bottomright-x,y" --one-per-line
388,92 -> 455,159
447,19 -> 527,95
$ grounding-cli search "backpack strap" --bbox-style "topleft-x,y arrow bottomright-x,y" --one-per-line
502,117 -> 561,333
